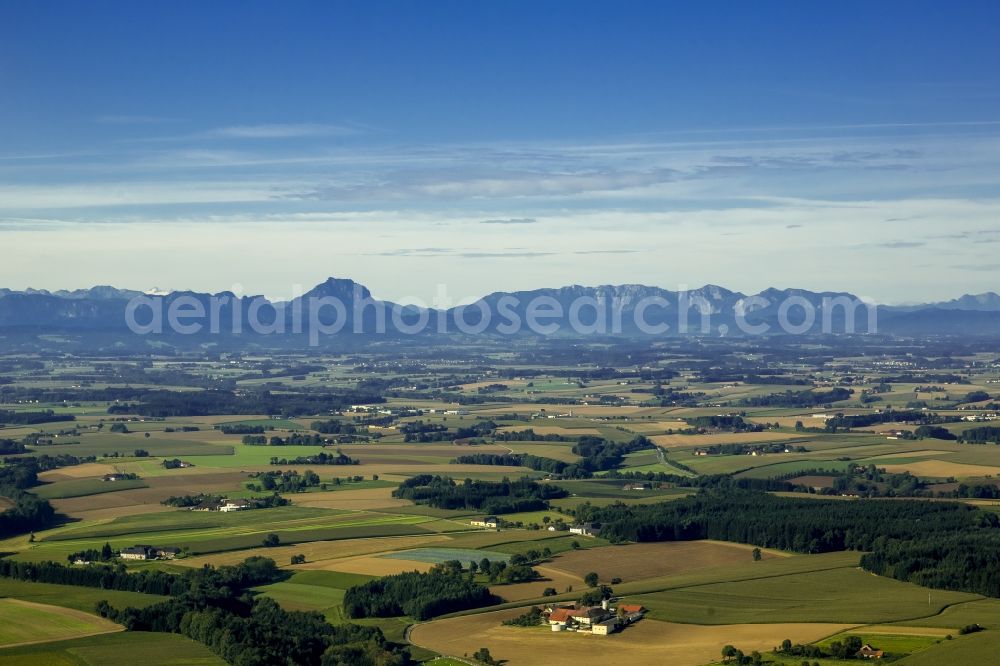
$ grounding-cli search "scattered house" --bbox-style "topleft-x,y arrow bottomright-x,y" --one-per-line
570,523 -> 601,537
623,482 -> 649,491
219,498 -> 250,512
444,409 -> 470,416
119,545 -> 180,561
120,545 -> 156,560
470,516 -> 499,529
693,449 -> 709,456
857,644 -> 884,659
102,474 -> 122,482
191,499 -> 222,511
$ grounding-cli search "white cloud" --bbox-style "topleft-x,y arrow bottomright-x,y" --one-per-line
2,122 -> 1000,302
205,123 -> 363,139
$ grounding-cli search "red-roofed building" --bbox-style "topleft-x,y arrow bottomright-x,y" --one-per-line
617,604 -> 645,615
617,603 -> 646,622
547,606 -> 609,629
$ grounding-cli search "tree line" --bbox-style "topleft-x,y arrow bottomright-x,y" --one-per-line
0,409 -> 76,425
577,490 -> 1000,597
392,475 -> 567,513
740,387 -> 852,408
343,563 -> 497,620
0,555 -> 409,664
454,435 -> 654,479
962,426 -> 1000,444
268,450 -> 358,466
105,388 -> 385,417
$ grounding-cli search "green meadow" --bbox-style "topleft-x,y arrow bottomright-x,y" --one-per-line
0,632 -> 225,666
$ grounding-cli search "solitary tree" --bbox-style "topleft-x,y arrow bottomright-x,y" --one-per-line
584,571 -> 599,587
472,647 -> 497,665
752,547 -> 762,561
263,533 -> 280,547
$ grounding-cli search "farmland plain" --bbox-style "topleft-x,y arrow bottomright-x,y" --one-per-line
2,345 -> 1000,665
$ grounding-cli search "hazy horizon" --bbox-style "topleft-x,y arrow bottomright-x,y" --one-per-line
3,2 -> 999,303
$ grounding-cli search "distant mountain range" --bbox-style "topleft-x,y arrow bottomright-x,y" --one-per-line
1,278 -> 998,344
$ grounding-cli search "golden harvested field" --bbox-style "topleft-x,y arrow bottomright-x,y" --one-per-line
502,443 -> 581,463
881,460 -> 1000,478
563,405 -> 660,416
497,426 -> 602,436
290,488 -> 412,511
490,565 -> 581,602
0,426 -> 45,438
459,381 -> 529,391
47,490 -> 166,515
51,502 -> 177,522
45,471 -> 250,517
338,444 -> 510,458
473,404 -> 659,417
300,553 -> 434,576
350,463 -> 529,476
545,541 -> 781,584
174,534 -> 453,569
38,463 -> 116,481
864,449 -> 957,459
651,431 -> 806,448
410,610 -> 852,666
145,472 -> 250,491
620,420 -> 689,433
868,422 -> 928,434
746,416 -> 819,428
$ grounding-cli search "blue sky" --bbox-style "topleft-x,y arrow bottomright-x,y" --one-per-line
2,1 -> 999,303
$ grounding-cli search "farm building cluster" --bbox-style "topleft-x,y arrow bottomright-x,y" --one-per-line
545,599 -> 645,636
469,516 -> 603,537
190,497 -> 254,512
470,516 -> 500,529
119,545 -> 180,561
